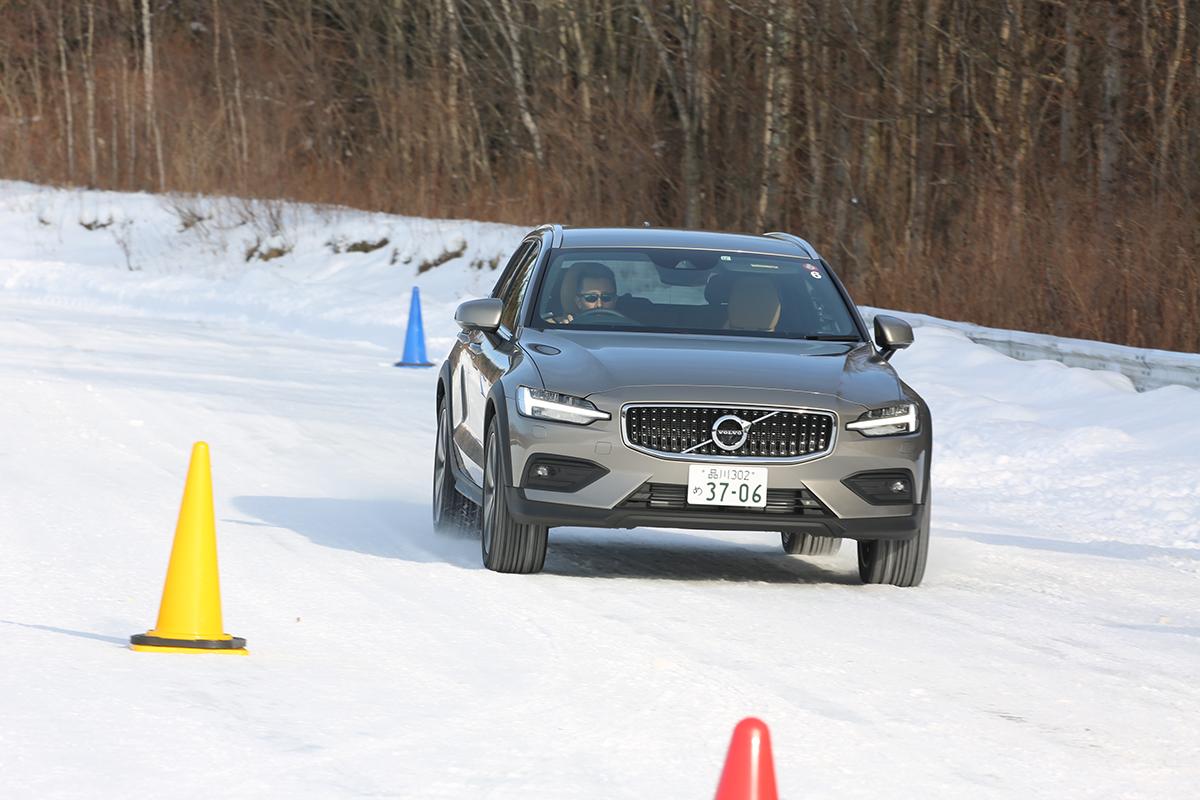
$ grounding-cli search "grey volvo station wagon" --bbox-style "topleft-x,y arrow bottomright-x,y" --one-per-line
433,226 -> 931,586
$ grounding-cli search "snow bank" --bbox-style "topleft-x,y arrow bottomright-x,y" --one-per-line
862,307 -> 1200,392
0,180 -> 524,352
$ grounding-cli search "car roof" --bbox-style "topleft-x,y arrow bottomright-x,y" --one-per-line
554,227 -> 817,258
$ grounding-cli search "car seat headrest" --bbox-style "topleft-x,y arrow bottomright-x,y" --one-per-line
726,275 -> 782,332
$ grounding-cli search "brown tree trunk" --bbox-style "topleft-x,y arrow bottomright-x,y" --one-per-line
799,29 -> 823,224
212,0 -> 230,168
1059,1 -> 1080,170
227,26 -> 248,174
634,0 -> 704,228
83,1 -> 97,187
565,0 -> 596,197
497,0 -> 545,165
141,0 -> 165,190
895,0 -> 919,254
755,0 -> 792,231
109,65 -> 119,186
1010,0 -> 1034,223
442,0 -> 464,180
1099,0 -> 1130,219
56,4 -> 75,182
1153,0 -> 1187,193
124,50 -> 137,186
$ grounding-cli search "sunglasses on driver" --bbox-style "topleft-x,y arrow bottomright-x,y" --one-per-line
577,292 -> 616,303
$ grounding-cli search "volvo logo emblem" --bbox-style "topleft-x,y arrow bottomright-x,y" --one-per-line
711,414 -> 751,451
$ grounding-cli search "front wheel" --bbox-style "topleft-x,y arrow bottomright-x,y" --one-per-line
857,498 -> 930,587
481,423 -> 548,573
432,400 -> 477,533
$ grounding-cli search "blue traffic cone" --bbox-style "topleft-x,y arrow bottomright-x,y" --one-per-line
394,286 -> 434,367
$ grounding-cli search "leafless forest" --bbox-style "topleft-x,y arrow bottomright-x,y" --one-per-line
1,1 -> 1197,350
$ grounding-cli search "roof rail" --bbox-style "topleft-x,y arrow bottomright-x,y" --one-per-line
531,223 -> 564,248
763,232 -> 819,259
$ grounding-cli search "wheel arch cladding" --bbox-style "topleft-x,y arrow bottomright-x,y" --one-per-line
436,359 -> 452,411
486,381 -> 516,483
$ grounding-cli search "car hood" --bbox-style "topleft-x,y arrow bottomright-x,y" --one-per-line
520,329 -> 902,408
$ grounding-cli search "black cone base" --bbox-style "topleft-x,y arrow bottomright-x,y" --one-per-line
130,633 -> 247,649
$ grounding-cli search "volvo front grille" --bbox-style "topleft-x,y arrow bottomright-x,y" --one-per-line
621,404 -> 835,461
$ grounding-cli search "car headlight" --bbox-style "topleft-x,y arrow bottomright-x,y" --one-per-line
516,386 -> 610,425
846,403 -> 919,437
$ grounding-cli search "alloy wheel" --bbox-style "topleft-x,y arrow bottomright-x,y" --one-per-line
482,434 -> 497,554
432,406 -> 447,523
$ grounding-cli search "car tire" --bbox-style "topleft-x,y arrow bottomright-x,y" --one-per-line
857,496 -> 930,587
781,532 -> 841,556
432,400 -> 478,534
481,422 -> 548,574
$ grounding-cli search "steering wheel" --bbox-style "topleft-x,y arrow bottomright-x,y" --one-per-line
572,308 -> 633,324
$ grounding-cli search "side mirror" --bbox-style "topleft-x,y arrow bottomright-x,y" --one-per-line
873,315 -> 913,362
455,298 -> 503,332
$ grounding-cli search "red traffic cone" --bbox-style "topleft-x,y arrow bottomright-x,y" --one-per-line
714,717 -> 779,800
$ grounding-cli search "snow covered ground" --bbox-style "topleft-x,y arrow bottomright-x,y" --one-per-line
1,182 -> 1198,798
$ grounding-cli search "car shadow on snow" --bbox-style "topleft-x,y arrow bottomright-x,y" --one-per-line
227,496 -> 859,583
543,529 -> 860,585
228,495 -> 482,569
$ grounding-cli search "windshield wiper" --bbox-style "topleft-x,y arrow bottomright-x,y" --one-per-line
800,334 -> 862,342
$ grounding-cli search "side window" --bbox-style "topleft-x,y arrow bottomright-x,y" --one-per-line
491,241 -> 532,300
499,243 -> 541,333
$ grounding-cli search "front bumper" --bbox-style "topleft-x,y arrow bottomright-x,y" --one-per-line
505,487 -> 924,540
503,386 -> 929,538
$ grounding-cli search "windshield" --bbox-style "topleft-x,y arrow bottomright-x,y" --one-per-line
530,247 -> 860,340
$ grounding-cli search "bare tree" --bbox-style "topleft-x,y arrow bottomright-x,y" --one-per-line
1059,1 -> 1081,171
82,1 -> 97,187
1099,0 -> 1130,218
1153,0 -> 1188,193
634,0 -> 707,228
755,0 -> 792,231
141,0 -> 164,190
496,0 -> 545,165
56,2 -> 75,182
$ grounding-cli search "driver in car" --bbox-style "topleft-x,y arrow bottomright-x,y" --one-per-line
546,262 -> 619,325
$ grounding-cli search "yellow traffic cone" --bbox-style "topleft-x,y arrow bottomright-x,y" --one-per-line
131,442 -> 247,655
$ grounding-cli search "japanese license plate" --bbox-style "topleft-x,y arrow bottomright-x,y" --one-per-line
687,465 -> 768,508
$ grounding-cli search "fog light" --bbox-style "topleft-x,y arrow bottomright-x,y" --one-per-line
523,456 -> 609,492
843,471 -> 915,505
